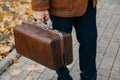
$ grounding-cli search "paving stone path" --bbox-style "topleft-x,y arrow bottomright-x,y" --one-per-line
0,0 -> 120,80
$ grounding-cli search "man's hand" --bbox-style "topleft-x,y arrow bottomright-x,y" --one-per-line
32,10 -> 50,23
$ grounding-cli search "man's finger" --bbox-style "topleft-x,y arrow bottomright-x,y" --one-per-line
45,14 -> 50,21
39,18 -> 44,23
44,11 -> 50,21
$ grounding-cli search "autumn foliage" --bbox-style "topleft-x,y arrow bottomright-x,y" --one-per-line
0,0 -> 35,60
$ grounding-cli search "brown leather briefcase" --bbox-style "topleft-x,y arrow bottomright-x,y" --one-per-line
13,22 -> 73,70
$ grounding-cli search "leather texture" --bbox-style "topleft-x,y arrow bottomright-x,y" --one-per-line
32,0 -> 97,17
13,23 -> 73,70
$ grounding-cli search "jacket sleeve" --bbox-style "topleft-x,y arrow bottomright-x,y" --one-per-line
32,0 -> 50,11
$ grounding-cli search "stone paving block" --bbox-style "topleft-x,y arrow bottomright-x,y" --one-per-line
25,71 -> 41,80
97,0 -> 118,42
37,77 -> 50,80
109,70 -> 120,80
33,64 -> 46,74
70,71 -> 80,80
97,42 -> 119,80
40,68 -> 55,79
9,58 -> 37,80
0,71 -> 12,80
98,40 -> 109,49
70,60 -> 80,80
50,76 -> 57,80
108,47 -> 120,80
0,56 -> 28,80
0,49 -> 20,75
111,22 -> 120,43
10,71 -> 30,80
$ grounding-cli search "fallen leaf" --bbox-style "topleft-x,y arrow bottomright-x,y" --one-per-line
25,76 -> 34,80
5,64 -> 9,70
13,62 -> 21,67
0,52 -> 9,56
0,55 -> 3,61
7,35 -> 15,45
10,69 -> 22,75
0,0 -> 40,58
11,56 -> 18,63
26,64 -> 40,71
0,44 -> 11,55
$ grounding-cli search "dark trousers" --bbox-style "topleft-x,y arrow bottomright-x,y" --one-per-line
50,0 -> 97,80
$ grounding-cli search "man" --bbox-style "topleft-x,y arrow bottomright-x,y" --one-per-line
32,0 -> 97,80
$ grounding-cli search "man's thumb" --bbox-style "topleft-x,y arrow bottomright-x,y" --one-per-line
44,11 -> 50,21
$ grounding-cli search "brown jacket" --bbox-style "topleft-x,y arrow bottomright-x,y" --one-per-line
32,0 -> 97,17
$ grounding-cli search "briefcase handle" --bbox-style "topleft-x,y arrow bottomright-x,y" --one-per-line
34,18 -> 53,29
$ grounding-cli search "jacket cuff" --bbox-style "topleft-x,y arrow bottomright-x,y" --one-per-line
32,0 -> 50,11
